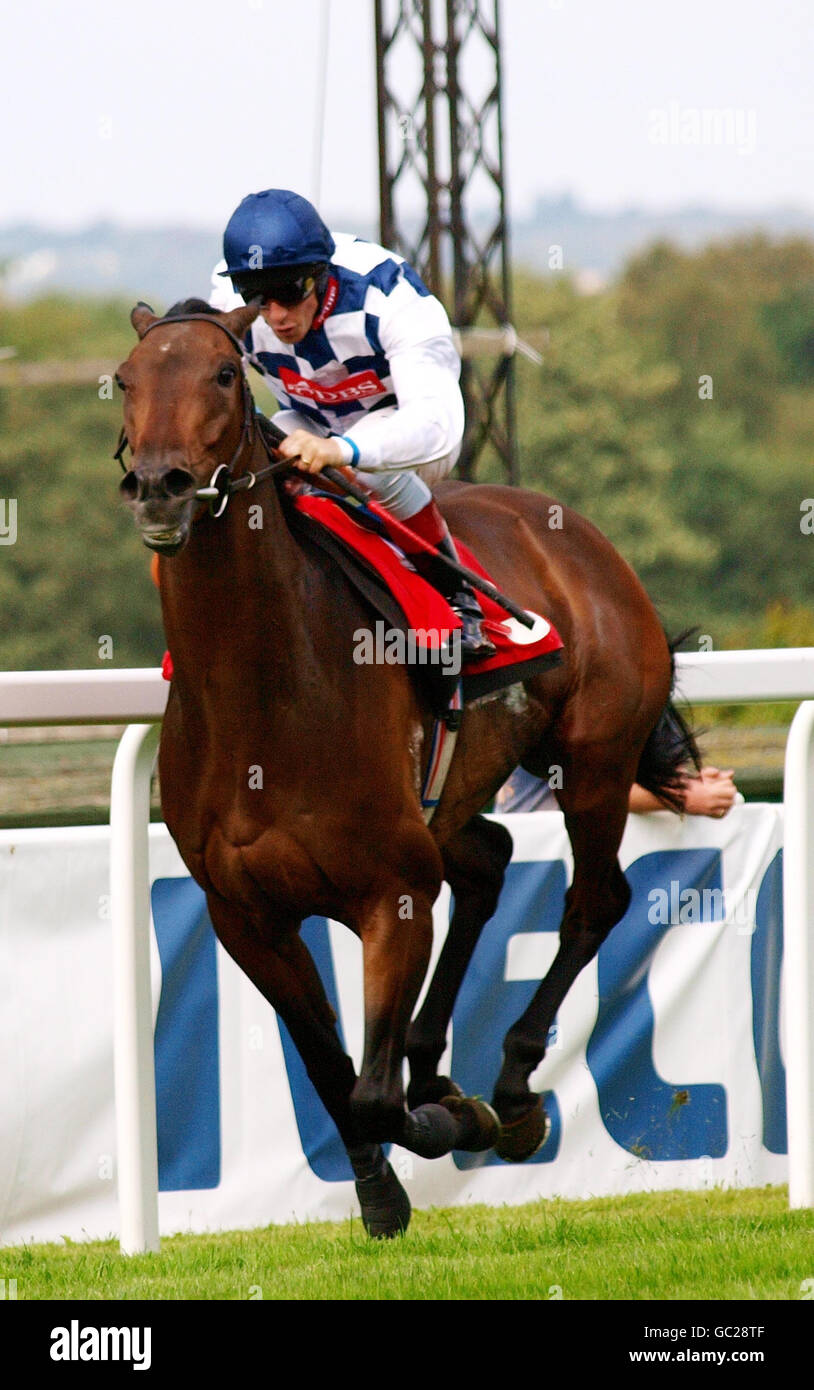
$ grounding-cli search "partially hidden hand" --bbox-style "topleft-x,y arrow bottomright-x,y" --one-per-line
276,430 -> 345,475
682,766 -> 738,818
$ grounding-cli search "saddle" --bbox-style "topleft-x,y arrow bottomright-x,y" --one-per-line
284,478 -> 564,721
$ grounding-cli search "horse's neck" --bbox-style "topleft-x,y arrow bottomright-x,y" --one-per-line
160,447 -> 316,691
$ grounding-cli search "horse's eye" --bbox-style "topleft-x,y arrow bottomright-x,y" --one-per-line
217,364 -> 237,387
115,374 -> 127,391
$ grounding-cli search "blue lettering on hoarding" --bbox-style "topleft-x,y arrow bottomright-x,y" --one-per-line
150,839 -> 784,1184
152,877 -> 220,1190
588,849 -> 727,1160
751,850 -> 786,1153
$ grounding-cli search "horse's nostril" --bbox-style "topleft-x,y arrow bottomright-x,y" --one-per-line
164,468 -> 196,498
119,467 -> 196,503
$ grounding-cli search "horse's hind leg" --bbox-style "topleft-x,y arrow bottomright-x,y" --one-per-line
206,891 -> 410,1238
492,788 -> 632,1161
406,814 -> 514,1109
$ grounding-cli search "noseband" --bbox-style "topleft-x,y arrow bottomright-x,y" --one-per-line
113,312 -> 290,517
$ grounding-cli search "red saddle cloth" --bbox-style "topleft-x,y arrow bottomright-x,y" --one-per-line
291,493 -> 564,697
161,493 -> 564,696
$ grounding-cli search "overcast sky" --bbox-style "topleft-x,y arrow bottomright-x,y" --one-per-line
3,0 -> 812,233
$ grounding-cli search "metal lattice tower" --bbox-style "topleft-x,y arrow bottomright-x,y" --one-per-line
375,0 -> 517,482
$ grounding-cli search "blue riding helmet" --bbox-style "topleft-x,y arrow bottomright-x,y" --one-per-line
220,189 -> 336,278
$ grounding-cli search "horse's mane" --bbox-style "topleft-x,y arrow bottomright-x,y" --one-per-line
164,297 -> 220,318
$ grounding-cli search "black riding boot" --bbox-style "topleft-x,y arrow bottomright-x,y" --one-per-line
414,535 -> 497,661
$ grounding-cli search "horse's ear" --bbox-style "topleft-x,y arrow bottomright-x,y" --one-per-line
131,302 -> 159,338
221,300 -> 262,342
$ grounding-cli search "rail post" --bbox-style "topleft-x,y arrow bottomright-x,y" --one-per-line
783,700 -> 814,1208
110,721 -> 162,1254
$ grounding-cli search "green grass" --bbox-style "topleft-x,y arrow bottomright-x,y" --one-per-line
2,1188 -> 811,1301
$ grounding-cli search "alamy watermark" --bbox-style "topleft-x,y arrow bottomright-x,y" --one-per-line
648,881 -> 757,932
353,621 -> 462,677
50,1321 -> 151,1370
0,499 -> 17,545
648,101 -> 757,156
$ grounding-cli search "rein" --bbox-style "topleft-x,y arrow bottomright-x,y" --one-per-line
113,312 -> 291,517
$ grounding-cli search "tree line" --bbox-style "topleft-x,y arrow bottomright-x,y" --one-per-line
1,232 -> 813,675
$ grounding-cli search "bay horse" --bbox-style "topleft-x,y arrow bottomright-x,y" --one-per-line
116,298 -> 696,1237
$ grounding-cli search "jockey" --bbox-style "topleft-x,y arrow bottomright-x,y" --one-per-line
209,187 -> 496,660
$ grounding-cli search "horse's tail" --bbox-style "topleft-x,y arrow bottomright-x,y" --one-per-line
635,632 -> 702,813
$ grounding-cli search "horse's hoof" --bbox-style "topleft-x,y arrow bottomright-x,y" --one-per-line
355,1158 -> 411,1239
407,1075 -> 464,1109
400,1102 -> 462,1158
494,1099 -> 551,1162
440,1094 -> 502,1152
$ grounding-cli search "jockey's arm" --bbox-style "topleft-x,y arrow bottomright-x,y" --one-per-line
278,337 -> 464,475
335,337 -> 465,473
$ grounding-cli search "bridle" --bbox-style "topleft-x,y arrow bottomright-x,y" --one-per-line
113,312 -> 291,518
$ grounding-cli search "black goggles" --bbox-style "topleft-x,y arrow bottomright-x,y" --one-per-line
233,271 -> 317,308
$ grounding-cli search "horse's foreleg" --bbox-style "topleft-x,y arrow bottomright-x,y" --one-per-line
206,892 -> 409,1237
406,815 -> 514,1107
492,794 -> 632,1161
351,876 -> 499,1159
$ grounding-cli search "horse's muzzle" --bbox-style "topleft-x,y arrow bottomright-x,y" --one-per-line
120,465 -> 199,553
